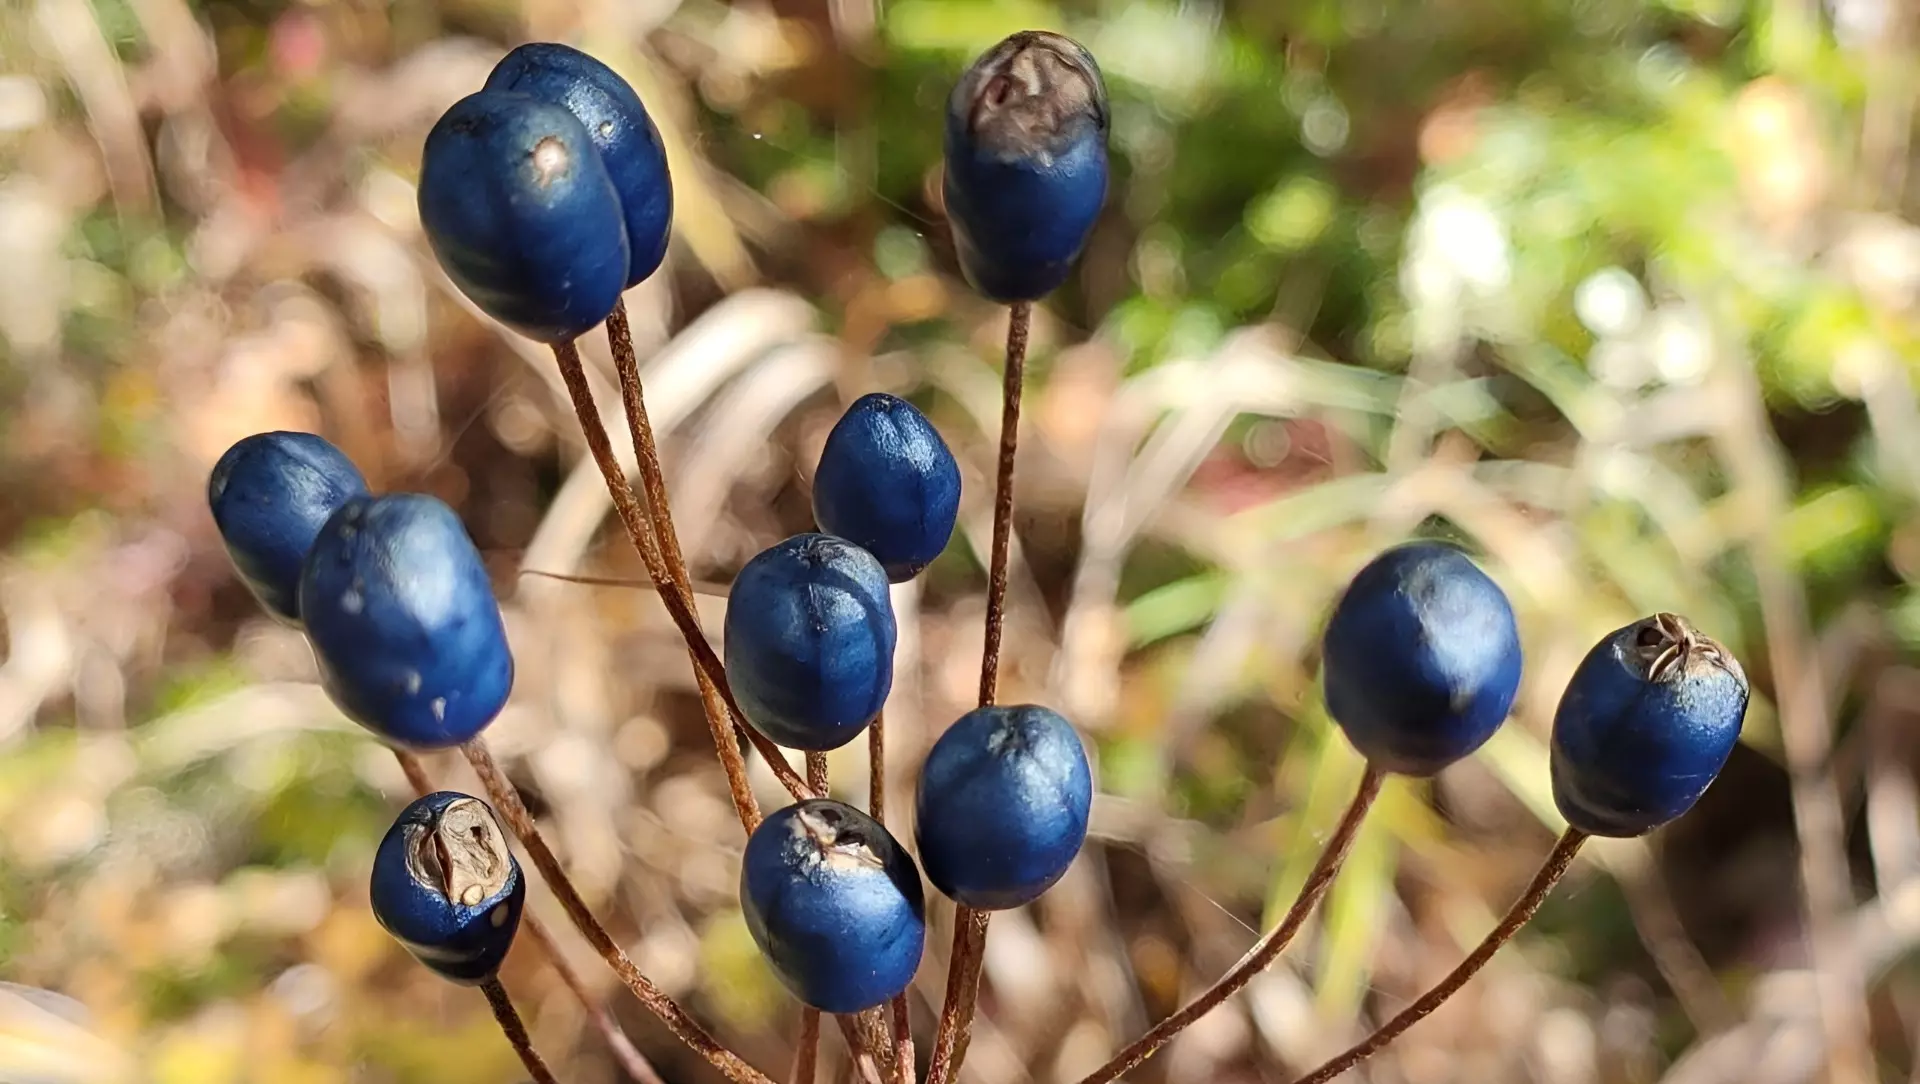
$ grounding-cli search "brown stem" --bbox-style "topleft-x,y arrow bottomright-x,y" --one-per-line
481,976 -> 560,1084
1077,765 -> 1387,1084
923,907 -> 991,1084
521,918 -> 667,1084
890,992 -> 913,1084
924,301 -> 1032,1084
548,339 -> 812,808
791,1006 -> 820,1084
1286,828 -> 1589,1084
390,749 -> 665,1084
869,708 -> 886,826
868,710 -> 915,1083
605,301 -> 763,833
977,301 -> 1030,708
461,739 -> 777,1084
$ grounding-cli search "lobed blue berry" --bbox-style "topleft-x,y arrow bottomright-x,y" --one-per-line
207,431 -> 368,624
723,533 -> 895,751
370,791 -> 526,984
914,704 -> 1092,910
740,798 -> 926,1014
484,43 -> 674,286
812,393 -> 961,582
1321,541 -> 1523,776
299,494 -> 513,748
1551,613 -> 1749,837
943,31 -> 1109,302
418,90 -> 630,344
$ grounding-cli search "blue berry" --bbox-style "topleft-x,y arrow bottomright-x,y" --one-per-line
914,704 -> 1092,910
370,791 -> 526,984
207,432 -> 368,623
740,799 -> 926,1013
1551,613 -> 1749,837
419,90 -> 629,344
299,494 -> 513,748
812,393 -> 962,582
943,31 -> 1109,302
723,534 -> 895,751
484,43 -> 674,286
1321,542 -> 1523,776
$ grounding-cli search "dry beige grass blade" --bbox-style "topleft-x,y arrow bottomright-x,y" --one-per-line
1704,322 -> 1874,1084
32,0 -> 156,217
668,337 -> 838,558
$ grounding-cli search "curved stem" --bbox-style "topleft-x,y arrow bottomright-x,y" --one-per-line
548,339 -> 812,808
1286,828 -> 1589,1084
605,301 -> 763,833
390,749 -> 666,1084
461,738 -> 777,1084
480,977 -> 560,1084
925,300 -> 1031,1084
1077,765 -> 1387,1084
976,301 -> 1029,708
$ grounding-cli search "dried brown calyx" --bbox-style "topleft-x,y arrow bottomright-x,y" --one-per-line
1632,612 -> 1742,685
790,802 -> 886,873
960,31 -> 1108,163
407,797 -> 513,907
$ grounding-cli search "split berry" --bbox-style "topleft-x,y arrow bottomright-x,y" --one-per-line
740,798 -> 926,1014
1551,613 -> 1750,837
484,43 -> 674,286
1321,541 -> 1523,776
723,533 -> 895,751
207,431 -> 368,624
812,393 -> 962,582
370,791 -> 526,984
418,90 -> 629,343
300,494 -> 513,748
943,30 -> 1109,302
914,704 -> 1092,910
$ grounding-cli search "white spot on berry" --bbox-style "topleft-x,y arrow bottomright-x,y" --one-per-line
430,698 -> 447,722
340,590 -> 363,615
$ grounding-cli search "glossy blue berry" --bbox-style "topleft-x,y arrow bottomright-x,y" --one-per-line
370,791 -> 526,984
943,31 -> 1109,302
914,704 -> 1092,910
1321,542 -> 1523,776
723,533 -> 895,751
1551,613 -> 1749,837
299,494 -> 513,748
740,798 -> 926,1013
207,431 -> 368,623
419,90 -> 629,344
812,394 -> 961,582
484,43 -> 673,286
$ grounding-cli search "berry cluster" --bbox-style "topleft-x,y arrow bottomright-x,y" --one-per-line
201,30 -> 1753,1084
209,431 -> 525,984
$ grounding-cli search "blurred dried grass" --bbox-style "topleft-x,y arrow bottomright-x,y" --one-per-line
2,0 -> 1920,1082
